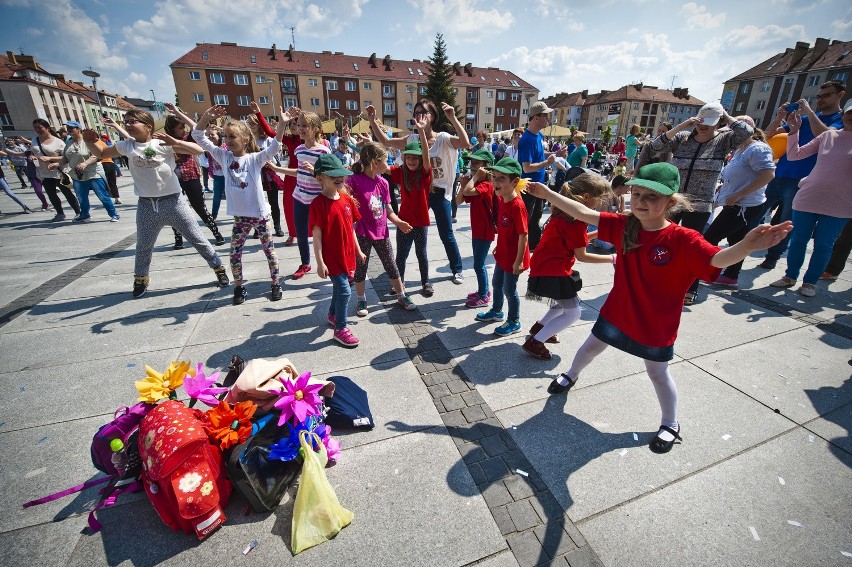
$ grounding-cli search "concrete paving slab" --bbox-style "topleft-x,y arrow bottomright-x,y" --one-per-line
66,426 -> 508,567
0,513 -> 87,567
690,326 -> 852,424
495,362 -> 794,522
579,427 -> 852,567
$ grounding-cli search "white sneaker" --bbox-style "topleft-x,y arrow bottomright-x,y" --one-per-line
452,272 -> 464,285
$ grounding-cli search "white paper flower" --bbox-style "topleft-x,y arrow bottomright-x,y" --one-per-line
178,472 -> 203,493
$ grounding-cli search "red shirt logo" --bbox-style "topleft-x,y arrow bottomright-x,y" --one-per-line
501,213 -> 510,227
648,245 -> 672,265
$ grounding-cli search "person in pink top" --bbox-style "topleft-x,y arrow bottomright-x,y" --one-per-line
770,99 -> 852,297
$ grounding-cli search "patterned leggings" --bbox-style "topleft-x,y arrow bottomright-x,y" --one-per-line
230,216 -> 279,284
395,226 -> 429,285
354,234 -> 400,283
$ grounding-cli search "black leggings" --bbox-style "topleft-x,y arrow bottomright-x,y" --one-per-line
173,178 -> 219,239
42,177 -> 80,215
672,210 -> 713,294
396,226 -> 429,285
704,204 -> 764,279
102,162 -> 119,198
266,189 -> 282,231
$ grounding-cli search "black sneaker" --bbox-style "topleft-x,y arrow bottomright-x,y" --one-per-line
233,285 -> 247,305
174,235 -> 184,250
132,276 -> 149,298
758,257 -> 777,270
270,283 -> 282,301
214,266 -> 229,287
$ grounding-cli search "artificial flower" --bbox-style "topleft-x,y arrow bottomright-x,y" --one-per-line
323,431 -> 341,467
268,415 -> 325,462
135,361 -> 195,403
514,177 -> 529,194
178,472 -> 202,493
183,363 -> 228,407
273,371 -> 324,426
204,400 -> 256,450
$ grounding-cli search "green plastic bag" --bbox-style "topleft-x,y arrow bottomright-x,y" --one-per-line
291,431 -> 353,554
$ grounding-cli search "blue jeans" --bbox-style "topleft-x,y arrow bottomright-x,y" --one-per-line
328,273 -> 351,331
471,238 -> 491,298
428,192 -> 463,275
73,177 -> 117,219
785,210 -> 847,285
211,175 -> 225,218
762,176 -> 800,260
294,199 -> 311,266
492,265 -> 520,322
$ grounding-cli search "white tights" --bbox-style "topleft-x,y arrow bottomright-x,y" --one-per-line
565,334 -> 678,429
534,298 -> 581,342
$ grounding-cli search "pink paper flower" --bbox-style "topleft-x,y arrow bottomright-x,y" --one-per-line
183,363 -> 229,407
322,426 -> 341,466
273,371 -> 324,426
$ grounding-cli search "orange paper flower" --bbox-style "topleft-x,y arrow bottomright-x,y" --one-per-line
204,400 -> 257,449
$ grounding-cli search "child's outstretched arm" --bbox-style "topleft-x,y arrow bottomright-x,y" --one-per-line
526,182 -> 601,225
366,105 -> 407,151
575,247 -> 616,264
82,129 -> 119,160
312,226 -> 327,279
442,102 -> 470,150
710,221 -> 793,268
195,106 -> 226,131
164,102 -> 197,130
414,114 -> 432,175
154,132 -> 203,155
249,101 -> 276,138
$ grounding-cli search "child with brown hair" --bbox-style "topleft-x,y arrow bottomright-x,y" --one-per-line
456,149 -> 496,308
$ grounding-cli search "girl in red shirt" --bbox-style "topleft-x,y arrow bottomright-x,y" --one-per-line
456,149 -> 497,308
474,158 -> 530,337
523,173 -> 615,360
527,163 -> 791,453
390,140 -> 434,296
308,154 -> 366,348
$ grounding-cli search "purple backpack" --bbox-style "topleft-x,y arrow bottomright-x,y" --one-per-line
23,402 -> 155,532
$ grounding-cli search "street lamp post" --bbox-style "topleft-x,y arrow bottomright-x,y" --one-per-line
149,89 -> 160,119
264,78 -> 275,118
82,68 -> 105,134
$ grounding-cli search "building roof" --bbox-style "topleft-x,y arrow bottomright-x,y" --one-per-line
0,52 -> 98,102
727,38 -> 852,82
583,84 -> 704,106
171,42 -> 537,91
543,91 -> 585,108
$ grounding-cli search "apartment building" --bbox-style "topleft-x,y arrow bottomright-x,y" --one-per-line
542,91 -> 586,127
580,84 -> 704,137
170,43 -> 538,134
721,38 -> 851,128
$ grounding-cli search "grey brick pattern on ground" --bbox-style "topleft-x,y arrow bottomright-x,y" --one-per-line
365,266 -> 601,567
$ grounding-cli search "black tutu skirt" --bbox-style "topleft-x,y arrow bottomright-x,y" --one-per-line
526,271 -> 582,305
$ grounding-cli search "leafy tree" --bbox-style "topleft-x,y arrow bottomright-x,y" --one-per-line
424,33 -> 460,132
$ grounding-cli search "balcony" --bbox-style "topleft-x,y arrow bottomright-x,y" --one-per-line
281,85 -> 296,94
383,107 -> 396,116
382,90 -> 395,98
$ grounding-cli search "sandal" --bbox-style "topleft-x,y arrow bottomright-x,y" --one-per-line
547,373 -> 576,395
683,291 -> 698,306
649,424 -> 682,454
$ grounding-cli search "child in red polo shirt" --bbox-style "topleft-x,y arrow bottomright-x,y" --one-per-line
527,163 -> 792,454
474,158 -> 530,337
523,172 -> 615,360
309,154 -> 366,348
456,149 -> 497,308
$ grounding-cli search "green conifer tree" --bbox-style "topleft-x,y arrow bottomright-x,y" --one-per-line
425,34 -> 460,132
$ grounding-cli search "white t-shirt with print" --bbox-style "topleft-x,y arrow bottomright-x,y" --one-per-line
31,137 -> 65,179
114,138 -> 182,197
408,130 -> 457,200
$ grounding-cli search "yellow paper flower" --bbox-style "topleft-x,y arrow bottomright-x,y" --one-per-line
135,361 -> 196,403
514,178 -> 529,195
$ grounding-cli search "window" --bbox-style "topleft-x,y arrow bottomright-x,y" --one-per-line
497,92 -> 506,100
486,90 -> 493,98
497,108 -> 504,116
484,123 -> 492,130
406,102 -> 414,111
735,102 -> 745,112
468,92 -> 477,100
308,79 -> 318,87
382,84 -> 394,96
752,117 -> 761,127
807,75 -> 820,87
213,94 -> 229,105
466,122 -> 474,131
209,73 -> 225,84
189,71 -> 201,81
522,108 -> 528,115
659,104 -> 667,112
631,116 -> 637,123
467,106 -> 475,115
314,60 -> 320,68
353,63 -> 359,71
326,80 -> 338,90
234,74 -> 248,85
345,81 -> 356,91
237,95 -> 250,106
632,103 -> 639,110
346,100 -> 358,110
383,102 -> 395,114
281,78 -> 296,92
760,81 -> 771,92
756,100 -> 766,110
832,72 -> 849,82
284,97 -> 297,107
496,123 -> 503,131
250,55 -> 256,64
510,108 -> 517,117
364,100 -> 373,107
329,100 -> 339,109
258,96 -> 269,105
740,83 -> 750,94
485,107 -> 493,114
511,93 -> 519,101
193,93 -> 205,103
202,51 -> 208,60
363,82 -> 372,90
419,86 -> 427,95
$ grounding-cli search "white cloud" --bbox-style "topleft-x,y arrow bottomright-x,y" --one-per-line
408,0 -> 514,42
716,24 -> 807,49
25,27 -> 43,36
681,2 -> 726,29
830,13 -> 851,34
127,72 -> 147,84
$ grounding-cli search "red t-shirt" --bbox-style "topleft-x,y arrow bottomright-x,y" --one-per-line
281,134 -> 301,193
597,212 -> 722,348
463,180 -> 496,241
530,216 -> 588,277
309,192 -> 362,277
494,196 -> 530,273
390,165 -> 431,227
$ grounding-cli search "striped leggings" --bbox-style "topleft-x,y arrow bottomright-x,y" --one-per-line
230,216 -> 279,284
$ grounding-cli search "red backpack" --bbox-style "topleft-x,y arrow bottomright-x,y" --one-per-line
138,400 -> 231,539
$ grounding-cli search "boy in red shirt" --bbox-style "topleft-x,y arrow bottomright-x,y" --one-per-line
474,158 -> 530,336
456,149 -> 496,307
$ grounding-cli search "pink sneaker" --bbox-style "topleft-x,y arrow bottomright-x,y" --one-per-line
465,295 -> 490,308
327,312 -> 336,327
292,264 -> 312,279
713,275 -> 739,288
467,291 -> 491,300
333,327 -> 360,348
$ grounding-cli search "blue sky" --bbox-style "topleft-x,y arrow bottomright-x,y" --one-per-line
1,0 -> 848,105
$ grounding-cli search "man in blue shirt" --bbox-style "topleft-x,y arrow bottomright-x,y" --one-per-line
518,101 -> 565,250
758,79 -> 846,269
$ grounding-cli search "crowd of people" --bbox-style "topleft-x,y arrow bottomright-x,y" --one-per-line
0,79 -> 849,454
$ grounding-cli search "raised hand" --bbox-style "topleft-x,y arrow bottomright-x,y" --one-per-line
153,132 -> 179,146
414,114 -> 429,130
525,181 -> 549,199
365,105 -> 377,120
786,111 -> 802,134
250,101 -> 261,114
441,102 -> 456,119
742,221 -> 793,251
82,129 -> 100,144
206,106 -> 228,119
164,102 -> 179,114
300,161 -> 315,175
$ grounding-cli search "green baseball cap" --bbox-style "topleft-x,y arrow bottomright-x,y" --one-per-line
485,157 -> 522,177
402,142 -> 423,156
313,154 -> 351,177
625,162 -> 680,195
465,149 -> 494,165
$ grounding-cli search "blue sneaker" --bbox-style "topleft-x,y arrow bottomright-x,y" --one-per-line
494,320 -> 522,336
476,309 -> 505,322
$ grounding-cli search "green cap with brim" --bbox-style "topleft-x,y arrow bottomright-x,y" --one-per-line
313,153 -> 351,177
625,162 -> 680,196
402,142 -> 423,155
485,157 -> 522,177
464,149 -> 494,165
